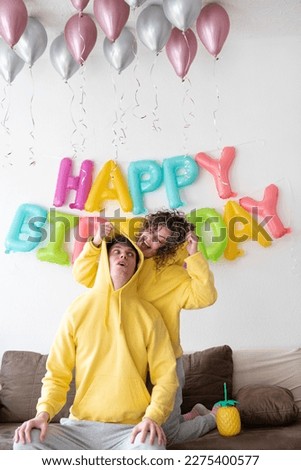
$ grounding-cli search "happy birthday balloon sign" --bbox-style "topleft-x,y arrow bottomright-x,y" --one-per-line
5,148 -> 290,266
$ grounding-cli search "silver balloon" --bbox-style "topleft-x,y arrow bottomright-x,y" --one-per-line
125,0 -> 147,8
14,17 -> 48,67
50,33 -> 80,81
0,38 -> 25,83
163,0 -> 202,31
103,27 -> 137,73
136,4 -> 172,53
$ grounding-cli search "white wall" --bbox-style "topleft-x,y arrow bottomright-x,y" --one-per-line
1,3 -> 301,362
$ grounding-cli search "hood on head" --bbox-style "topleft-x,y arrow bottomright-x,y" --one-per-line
93,227 -> 144,293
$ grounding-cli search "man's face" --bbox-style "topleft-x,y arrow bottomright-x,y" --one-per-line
137,225 -> 172,258
108,243 -> 137,286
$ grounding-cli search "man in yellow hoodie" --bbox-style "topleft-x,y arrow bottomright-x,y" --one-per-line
13,234 -> 178,450
73,210 -> 218,445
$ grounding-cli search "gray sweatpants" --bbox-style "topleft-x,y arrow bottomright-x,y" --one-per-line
14,358 -> 215,450
162,357 -> 216,445
13,419 -> 165,451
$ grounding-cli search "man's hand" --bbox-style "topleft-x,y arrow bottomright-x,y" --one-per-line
130,417 -> 166,446
186,230 -> 199,256
14,412 -> 49,444
93,222 -> 114,247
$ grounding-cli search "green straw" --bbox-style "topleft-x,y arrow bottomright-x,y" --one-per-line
224,382 -> 227,401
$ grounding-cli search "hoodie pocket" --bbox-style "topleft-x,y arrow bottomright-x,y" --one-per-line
71,374 -> 151,423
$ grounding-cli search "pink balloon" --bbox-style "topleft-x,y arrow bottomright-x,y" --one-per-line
64,13 -> 97,65
195,147 -> 237,199
239,184 -> 291,239
196,3 -> 230,57
70,0 -> 90,11
53,157 -> 94,210
93,0 -> 130,42
166,28 -> 197,80
0,0 -> 28,47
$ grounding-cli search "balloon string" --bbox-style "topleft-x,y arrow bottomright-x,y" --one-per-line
1,83 -> 12,167
119,88 -> 127,146
132,59 -> 146,120
79,65 -> 87,154
132,13 -> 147,121
118,71 -> 127,146
67,80 -> 79,158
29,67 -> 36,166
111,69 -> 119,160
111,68 -> 128,159
150,53 -> 161,132
181,77 -> 195,156
213,57 -> 222,150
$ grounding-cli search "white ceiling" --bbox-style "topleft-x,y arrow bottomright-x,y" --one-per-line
26,0 -> 301,38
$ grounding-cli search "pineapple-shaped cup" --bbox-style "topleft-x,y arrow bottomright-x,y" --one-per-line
215,382 -> 241,437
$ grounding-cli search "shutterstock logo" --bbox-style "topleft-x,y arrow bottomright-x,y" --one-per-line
26,207 -> 273,244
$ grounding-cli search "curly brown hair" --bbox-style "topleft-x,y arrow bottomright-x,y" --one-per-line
139,210 -> 195,269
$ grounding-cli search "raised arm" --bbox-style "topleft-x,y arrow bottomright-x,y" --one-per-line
180,249 -> 218,309
72,222 -> 113,288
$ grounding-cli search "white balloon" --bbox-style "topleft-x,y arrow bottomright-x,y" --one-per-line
103,27 -> 137,73
136,4 -> 172,53
50,33 -> 80,81
163,0 -> 202,31
0,38 -> 24,83
14,17 -> 47,67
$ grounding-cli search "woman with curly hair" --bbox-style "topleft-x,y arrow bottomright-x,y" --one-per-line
73,209 -> 218,445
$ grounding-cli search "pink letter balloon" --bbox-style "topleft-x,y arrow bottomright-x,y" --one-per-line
196,3 -> 230,57
53,157 -> 94,210
64,13 -> 97,65
166,28 -> 197,80
72,216 -> 106,263
195,147 -> 237,199
0,0 -> 28,47
239,184 -> 291,239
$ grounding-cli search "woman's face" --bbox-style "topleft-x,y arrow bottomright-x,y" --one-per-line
136,225 -> 172,258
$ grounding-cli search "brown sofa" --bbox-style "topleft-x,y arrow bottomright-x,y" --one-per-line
1,345 -> 300,450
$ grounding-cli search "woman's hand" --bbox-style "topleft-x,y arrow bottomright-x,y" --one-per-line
93,221 -> 114,247
186,230 -> 199,256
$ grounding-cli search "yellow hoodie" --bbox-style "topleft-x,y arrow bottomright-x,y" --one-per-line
37,236 -> 178,426
73,239 -> 217,358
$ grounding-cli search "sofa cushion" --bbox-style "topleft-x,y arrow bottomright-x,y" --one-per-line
0,350 -> 75,423
181,345 -> 233,413
236,385 -> 299,427
232,348 -> 301,413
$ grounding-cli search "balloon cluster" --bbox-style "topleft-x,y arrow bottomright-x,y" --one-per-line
141,1 -> 230,79
60,0 -> 230,79
0,0 -> 47,84
0,0 -> 230,83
